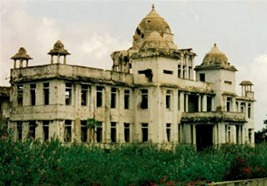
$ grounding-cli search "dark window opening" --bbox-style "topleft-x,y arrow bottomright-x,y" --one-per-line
141,123 -> 148,142
138,69 -> 153,82
163,70 -> 173,75
65,83 -> 72,105
81,85 -> 88,106
111,87 -> 117,109
124,123 -> 130,143
188,94 -> 199,112
166,90 -> 171,109
64,120 -> 72,142
81,120 -> 87,142
17,84 -> 23,106
226,98 -> 232,112
178,65 -> 181,78
43,121 -> 49,142
166,123 -> 171,142
207,96 -> 212,112
183,65 -> 186,78
248,104 -> 251,118
140,89 -> 148,109
17,122 -> 22,140
124,90 -> 130,109
200,73 -> 205,82
96,123 -> 102,143
178,91 -> 181,111
29,121 -> 36,139
111,122 -> 117,143
224,81 -> 232,85
248,129 -> 252,143
96,86 -> 103,107
241,102 -> 246,113
188,67 -> 192,79
43,83 -> 49,105
30,84 -> 36,106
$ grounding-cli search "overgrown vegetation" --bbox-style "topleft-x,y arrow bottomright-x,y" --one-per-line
1,137 -> 267,186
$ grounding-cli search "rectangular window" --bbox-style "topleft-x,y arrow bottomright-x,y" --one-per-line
111,122 -> 117,143
166,90 -> 171,109
141,123 -> 148,142
241,102 -> 246,113
111,87 -> 117,109
178,65 -> 181,78
166,123 -> 171,142
43,121 -> 49,142
81,120 -> 88,142
124,90 -> 130,109
29,121 -> 36,139
17,84 -> 23,106
124,123 -> 130,143
43,83 -> 49,105
248,104 -> 251,118
178,91 -> 180,111
188,94 -> 199,113
248,129 -> 252,143
64,120 -> 72,142
30,84 -> 36,106
81,85 -> 88,106
200,73 -> 205,82
163,70 -> 173,75
183,65 -> 186,78
17,122 -> 22,141
140,89 -> 148,109
224,81 -> 232,85
207,96 -> 212,111
96,123 -> 102,143
188,67 -> 192,79
226,98 -> 232,112
96,86 -> 103,107
65,83 -> 72,105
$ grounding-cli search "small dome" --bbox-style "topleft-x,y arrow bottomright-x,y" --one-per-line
133,5 -> 176,50
48,40 -> 70,56
140,31 -> 177,51
11,47 -> 32,60
240,81 -> 253,86
202,43 -> 228,65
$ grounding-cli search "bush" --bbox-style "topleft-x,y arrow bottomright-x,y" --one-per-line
0,139 -> 267,185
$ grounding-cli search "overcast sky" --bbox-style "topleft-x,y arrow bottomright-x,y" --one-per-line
1,0 -> 267,131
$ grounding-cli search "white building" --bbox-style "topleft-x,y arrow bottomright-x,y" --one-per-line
8,6 -> 255,150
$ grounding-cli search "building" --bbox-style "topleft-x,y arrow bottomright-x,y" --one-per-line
0,86 -> 11,122
8,5 -> 255,149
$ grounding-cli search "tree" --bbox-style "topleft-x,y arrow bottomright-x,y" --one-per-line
255,119 -> 267,144
86,118 -> 101,143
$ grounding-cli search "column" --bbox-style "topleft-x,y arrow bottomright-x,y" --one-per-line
180,92 -> 185,112
202,95 -> 207,112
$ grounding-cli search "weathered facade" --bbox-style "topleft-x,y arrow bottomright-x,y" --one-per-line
8,6 -> 255,149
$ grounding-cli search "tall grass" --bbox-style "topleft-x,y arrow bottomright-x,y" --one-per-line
1,139 -> 267,185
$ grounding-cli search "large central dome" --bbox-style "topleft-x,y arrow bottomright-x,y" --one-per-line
132,5 -> 177,51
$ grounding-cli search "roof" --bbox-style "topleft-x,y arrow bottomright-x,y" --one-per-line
48,40 -> 70,56
132,5 -> 177,51
203,43 -> 228,65
195,43 -> 237,71
240,80 -> 253,86
11,47 -> 33,60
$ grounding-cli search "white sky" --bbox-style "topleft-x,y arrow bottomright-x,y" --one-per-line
1,0 -> 267,131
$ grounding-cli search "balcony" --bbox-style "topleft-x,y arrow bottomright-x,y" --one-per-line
181,111 -> 246,124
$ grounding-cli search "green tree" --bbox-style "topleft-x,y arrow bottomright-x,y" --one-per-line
86,118 -> 101,143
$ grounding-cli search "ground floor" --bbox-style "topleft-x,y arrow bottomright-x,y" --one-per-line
9,117 -> 254,150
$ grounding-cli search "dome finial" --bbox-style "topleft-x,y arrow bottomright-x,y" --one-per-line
152,4 -> 155,10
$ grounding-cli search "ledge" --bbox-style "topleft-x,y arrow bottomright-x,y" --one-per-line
181,111 -> 246,124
